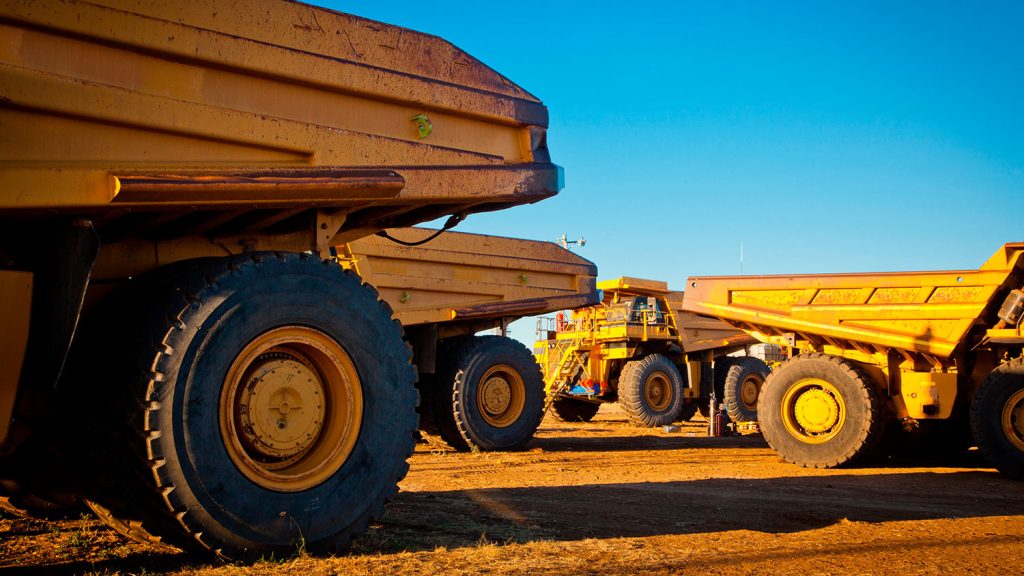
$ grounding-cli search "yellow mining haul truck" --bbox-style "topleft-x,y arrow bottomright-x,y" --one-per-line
0,0 -> 562,559
682,243 -> 1024,479
535,277 -> 769,427
342,229 -> 598,452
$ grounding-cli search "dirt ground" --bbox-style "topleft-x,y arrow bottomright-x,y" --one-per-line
3,405 -> 1024,576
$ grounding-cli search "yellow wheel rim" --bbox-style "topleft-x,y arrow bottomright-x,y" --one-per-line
1002,388 -> 1024,452
781,377 -> 845,444
644,372 -> 673,412
476,364 -> 526,428
220,326 -> 362,492
740,374 -> 763,411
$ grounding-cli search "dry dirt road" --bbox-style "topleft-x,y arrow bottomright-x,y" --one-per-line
3,405 -> 1023,575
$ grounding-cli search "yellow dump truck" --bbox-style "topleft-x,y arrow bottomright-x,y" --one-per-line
0,0 -> 563,558
535,277 -> 767,427
682,244 -> 1024,479
344,229 -> 597,451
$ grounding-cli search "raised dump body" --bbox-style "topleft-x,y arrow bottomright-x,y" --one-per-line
0,0 -> 562,559
536,277 -> 769,427
663,292 -> 761,355
683,244 -> 1024,359
343,229 -> 598,453
683,244 -> 1024,479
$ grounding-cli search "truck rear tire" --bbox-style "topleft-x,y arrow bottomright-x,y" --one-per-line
430,336 -> 545,451
80,253 -> 417,559
758,353 -> 884,468
723,357 -> 770,423
551,397 -> 601,422
679,400 -> 700,422
619,354 -> 686,427
971,356 -> 1024,480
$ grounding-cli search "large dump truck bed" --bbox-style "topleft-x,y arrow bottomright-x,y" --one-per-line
0,0 -> 559,250
682,243 -> 1024,358
345,229 -> 599,327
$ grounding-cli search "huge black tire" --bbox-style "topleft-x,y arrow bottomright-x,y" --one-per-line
971,356 -> 1024,480
77,253 -> 418,559
416,336 -> 473,438
429,336 -> 545,451
551,397 -> 601,423
759,353 -> 885,468
723,357 -> 770,423
618,354 -> 686,427
678,399 -> 700,422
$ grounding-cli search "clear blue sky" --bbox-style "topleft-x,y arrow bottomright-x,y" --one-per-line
321,1 -> 1022,341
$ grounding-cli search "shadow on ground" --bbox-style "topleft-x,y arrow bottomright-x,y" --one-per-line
2,451 -> 1019,574
0,549 -> 199,576
356,470 -> 1024,553
528,432 -> 769,453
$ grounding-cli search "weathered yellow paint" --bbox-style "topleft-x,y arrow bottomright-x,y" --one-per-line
340,229 -> 598,328
684,243 -> 1024,359
0,271 -> 32,444
597,277 -> 670,293
986,328 -> 1024,345
603,347 -> 634,360
900,372 -> 958,420
0,0 -> 558,228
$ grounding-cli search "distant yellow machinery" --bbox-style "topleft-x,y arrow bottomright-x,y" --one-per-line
535,277 -> 769,426
682,243 -> 1024,478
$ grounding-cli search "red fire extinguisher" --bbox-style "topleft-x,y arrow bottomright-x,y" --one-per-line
708,392 -> 730,437
712,406 -> 730,437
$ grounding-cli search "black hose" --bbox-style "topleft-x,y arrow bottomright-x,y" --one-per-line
375,212 -> 466,246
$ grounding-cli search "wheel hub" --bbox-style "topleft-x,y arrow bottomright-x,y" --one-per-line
481,376 -> 512,415
1003,389 -> 1024,451
740,376 -> 761,409
475,364 -> 526,428
794,389 -> 840,433
644,373 -> 672,411
238,356 -> 324,464
781,378 -> 846,444
220,327 -> 362,492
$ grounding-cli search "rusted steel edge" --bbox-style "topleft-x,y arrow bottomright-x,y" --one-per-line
112,170 -> 405,204
0,165 -> 562,217
450,291 -> 601,321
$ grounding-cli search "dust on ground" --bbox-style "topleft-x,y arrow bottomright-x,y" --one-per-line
3,405 -> 1023,575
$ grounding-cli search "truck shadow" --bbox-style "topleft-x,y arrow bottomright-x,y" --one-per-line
528,431 -> 992,469
528,432 -> 770,453
356,470 -> 1024,554
4,470 -> 1021,575
0,550 -> 194,576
